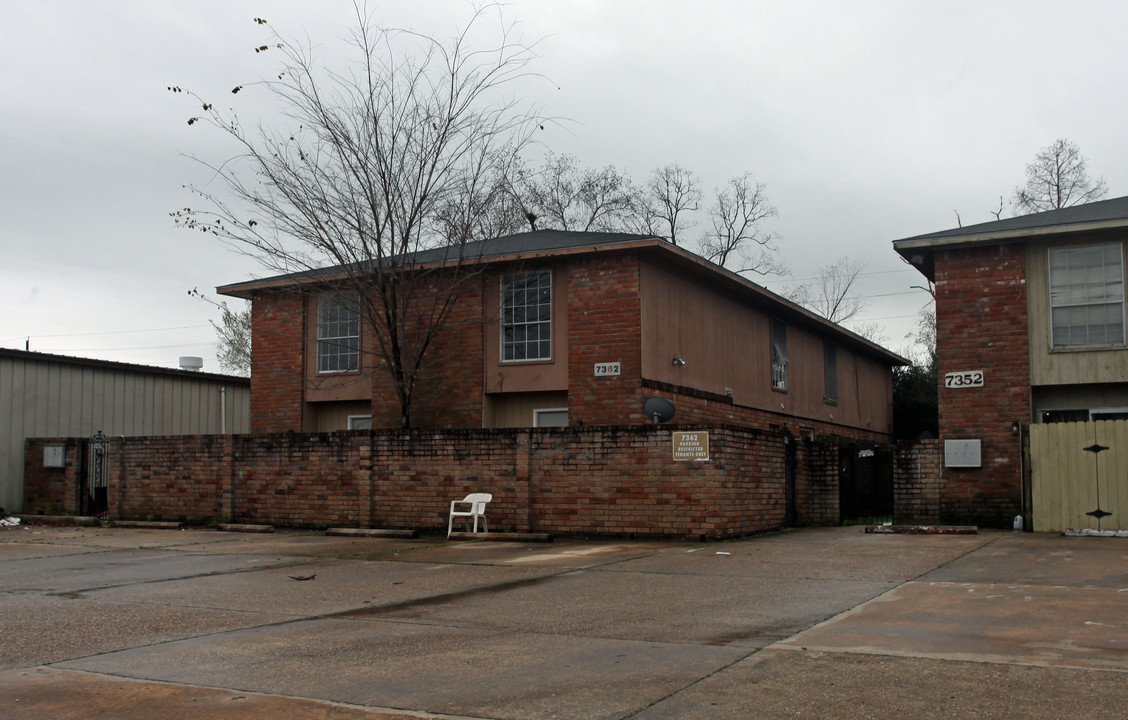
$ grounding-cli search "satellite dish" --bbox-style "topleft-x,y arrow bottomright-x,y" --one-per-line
643,397 -> 676,424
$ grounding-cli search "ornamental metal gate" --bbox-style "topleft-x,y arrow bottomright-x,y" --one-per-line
81,431 -> 110,516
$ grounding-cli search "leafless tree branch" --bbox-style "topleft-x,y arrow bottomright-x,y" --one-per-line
171,4 -> 547,427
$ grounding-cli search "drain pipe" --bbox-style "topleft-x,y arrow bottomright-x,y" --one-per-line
220,386 -> 227,435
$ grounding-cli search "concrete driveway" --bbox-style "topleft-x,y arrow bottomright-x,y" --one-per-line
1,524 -> 1125,719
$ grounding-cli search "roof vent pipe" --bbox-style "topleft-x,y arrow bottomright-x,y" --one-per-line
179,356 -> 204,372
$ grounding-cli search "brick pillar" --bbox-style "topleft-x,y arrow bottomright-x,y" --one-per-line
567,255 -> 644,425
934,244 -> 1030,526
250,291 -> 306,432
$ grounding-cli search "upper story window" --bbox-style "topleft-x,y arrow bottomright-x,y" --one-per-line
501,270 -> 552,362
317,295 -> 360,373
824,341 -> 838,404
1048,243 -> 1125,349
771,317 -> 788,391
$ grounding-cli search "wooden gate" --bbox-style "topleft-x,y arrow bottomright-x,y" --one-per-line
1030,420 -> 1128,532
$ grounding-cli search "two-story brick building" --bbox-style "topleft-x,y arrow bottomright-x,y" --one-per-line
220,230 -> 904,442
894,196 -> 1128,529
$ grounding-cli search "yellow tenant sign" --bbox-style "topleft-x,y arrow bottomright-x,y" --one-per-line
672,431 -> 709,461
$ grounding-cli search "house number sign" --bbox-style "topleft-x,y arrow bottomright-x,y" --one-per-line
594,362 -> 621,377
944,370 -> 984,388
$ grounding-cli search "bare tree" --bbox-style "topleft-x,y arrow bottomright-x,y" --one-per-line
171,7 -> 545,428
699,173 -> 784,276
632,164 -> 701,246
1013,138 -> 1108,214
518,156 -> 783,276
989,196 -> 1005,221
798,257 -> 868,324
784,257 -> 886,341
518,153 -> 637,231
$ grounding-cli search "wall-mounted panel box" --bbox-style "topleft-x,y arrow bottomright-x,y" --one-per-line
944,439 -> 982,468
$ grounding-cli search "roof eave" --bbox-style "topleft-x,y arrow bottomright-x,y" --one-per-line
893,216 -> 1128,285
217,237 -> 669,300
894,216 -> 1128,252
219,235 -> 907,367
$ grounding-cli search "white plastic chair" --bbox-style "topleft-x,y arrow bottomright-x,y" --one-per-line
447,493 -> 492,538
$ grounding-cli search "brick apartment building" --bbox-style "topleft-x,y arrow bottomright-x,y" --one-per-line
220,230 -> 905,441
894,196 -> 1128,528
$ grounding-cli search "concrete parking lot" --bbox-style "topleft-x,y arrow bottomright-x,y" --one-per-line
1,524 -> 1126,719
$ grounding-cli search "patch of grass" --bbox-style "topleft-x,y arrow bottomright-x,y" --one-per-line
843,515 -> 892,526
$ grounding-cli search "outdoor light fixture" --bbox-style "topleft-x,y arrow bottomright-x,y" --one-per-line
672,355 -> 686,366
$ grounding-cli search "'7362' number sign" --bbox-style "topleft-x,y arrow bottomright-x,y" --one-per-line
944,370 -> 984,388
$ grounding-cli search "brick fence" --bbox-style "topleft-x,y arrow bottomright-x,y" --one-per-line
24,427 -> 941,537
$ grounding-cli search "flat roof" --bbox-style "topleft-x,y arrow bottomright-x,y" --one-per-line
0,348 -> 249,384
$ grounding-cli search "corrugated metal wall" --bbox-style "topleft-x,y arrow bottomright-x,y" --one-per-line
1,351 -> 249,512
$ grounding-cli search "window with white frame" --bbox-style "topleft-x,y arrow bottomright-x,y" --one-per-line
317,295 -> 360,373
347,415 -> 372,430
533,408 -> 568,427
501,270 -> 552,362
1049,243 -> 1125,349
771,318 -> 788,391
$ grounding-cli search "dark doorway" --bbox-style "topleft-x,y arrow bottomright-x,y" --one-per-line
838,442 -> 893,522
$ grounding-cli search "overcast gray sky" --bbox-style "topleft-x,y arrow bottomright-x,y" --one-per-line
3,0 -> 1126,371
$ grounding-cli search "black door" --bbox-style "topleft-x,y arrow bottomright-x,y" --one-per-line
838,443 -> 893,522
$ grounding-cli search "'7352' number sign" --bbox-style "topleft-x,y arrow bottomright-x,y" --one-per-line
944,370 -> 984,388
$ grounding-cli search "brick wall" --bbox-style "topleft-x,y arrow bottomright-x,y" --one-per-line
797,438 -> 840,525
250,291 -> 305,433
893,439 -> 941,524
22,439 -> 82,515
935,244 -> 1030,526
25,426 -> 834,538
398,275 -> 486,429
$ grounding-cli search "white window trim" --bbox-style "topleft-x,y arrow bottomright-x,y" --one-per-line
317,295 -> 361,374
1047,242 -> 1126,350
500,269 -> 553,363
347,414 -> 372,430
533,407 -> 569,427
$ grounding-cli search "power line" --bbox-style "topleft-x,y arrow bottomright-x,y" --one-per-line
23,341 -> 217,353
761,267 -> 919,285
1,324 -> 211,342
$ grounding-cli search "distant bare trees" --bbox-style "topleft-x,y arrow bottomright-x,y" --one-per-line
1013,138 -> 1108,214
634,164 -> 702,247
513,156 -> 783,276
785,257 -> 885,342
516,153 -> 637,232
789,257 -> 867,324
698,173 -> 783,275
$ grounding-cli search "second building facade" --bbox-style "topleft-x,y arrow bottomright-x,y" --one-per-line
220,230 -> 904,440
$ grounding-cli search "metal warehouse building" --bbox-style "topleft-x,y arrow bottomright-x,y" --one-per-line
0,348 -> 249,513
